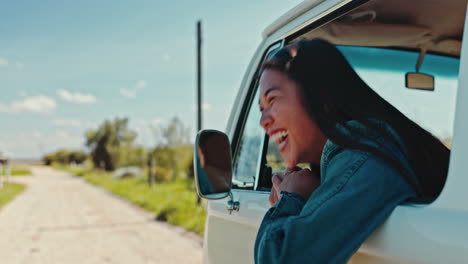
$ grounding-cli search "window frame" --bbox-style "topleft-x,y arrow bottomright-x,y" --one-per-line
229,0 -> 372,192
231,40 -> 284,190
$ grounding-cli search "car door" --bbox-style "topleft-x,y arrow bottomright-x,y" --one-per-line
203,0 -> 468,263
347,4 -> 468,262
202,42 -> 282,264
260,0 -> 468,262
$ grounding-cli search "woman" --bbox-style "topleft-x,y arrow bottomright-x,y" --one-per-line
255,39 -> 449,263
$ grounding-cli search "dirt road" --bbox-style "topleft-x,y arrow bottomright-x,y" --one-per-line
0,166 -> 202,264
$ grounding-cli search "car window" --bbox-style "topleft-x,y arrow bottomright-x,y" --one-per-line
265,139 -> 287,174
338,46 -> 459,147
232,90 -> 264,188
232,42 -> 283,189
263,45 -> 459,189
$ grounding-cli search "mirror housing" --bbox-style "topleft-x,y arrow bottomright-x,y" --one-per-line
405,72 -> 435,91
194,129 -> 233,200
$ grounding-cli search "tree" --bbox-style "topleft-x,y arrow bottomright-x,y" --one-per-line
150,117 -> 192,180
69,151 -> 87,164
121,147 -> 147,167
160,117 -> 190,147
42,150 -> 87,166
54,150 -> 71,164
85,118 -> 137,171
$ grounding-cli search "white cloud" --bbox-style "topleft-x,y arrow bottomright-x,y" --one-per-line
52,119 -> 96,128
162,54 -> 171,62
0,57 -> 8,66
18,90 -> 27,97
0,95 -> 57,114
52,119 -> 82,127
135,118 -> 165,127
0,130 -> 85,159
202,103 -> 212,110
132,118 -> 166,146
120,88 -> 136,98
55,130 -> 70,138
192,103 -> 212,111
0,58 -> 24,69
120,80 -> 148,99
136,80 -> 147,88
57,89 -> 97,104
31,131 -> 42,138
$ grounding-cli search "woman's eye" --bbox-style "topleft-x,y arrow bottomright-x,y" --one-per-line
268,96 -> 276,103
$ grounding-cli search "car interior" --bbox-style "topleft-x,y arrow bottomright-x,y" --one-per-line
293,0 -> 466,57
258,0 -> 466,195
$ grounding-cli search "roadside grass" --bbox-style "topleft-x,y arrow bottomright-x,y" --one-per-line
56,166 -> 206,236
52,163 -> 92,177
0,183 -> 26,208
11,169 -> 32,176
9,162 -> 32,176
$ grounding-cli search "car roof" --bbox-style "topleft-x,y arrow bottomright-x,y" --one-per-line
263,0 -> 467,57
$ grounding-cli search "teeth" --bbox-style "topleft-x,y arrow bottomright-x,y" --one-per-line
271,130 -> 288,143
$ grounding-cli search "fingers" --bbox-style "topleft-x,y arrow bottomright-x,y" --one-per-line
298,167 -> 320,180
291,166 -> 302,171
274,172 -> 285,181
272,174 -> 282,187
269,181 -> 280,205
269,186 -> 278,206
270,167 -> 322,204
270,174 -> 283,206
285,166 -> 300,174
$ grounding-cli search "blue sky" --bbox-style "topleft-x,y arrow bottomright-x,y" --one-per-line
0,0 -> 302,159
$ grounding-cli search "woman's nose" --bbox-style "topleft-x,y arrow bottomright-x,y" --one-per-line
260,110 -> 272,130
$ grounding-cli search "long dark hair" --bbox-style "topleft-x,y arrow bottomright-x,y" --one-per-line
261,38 -> 450,202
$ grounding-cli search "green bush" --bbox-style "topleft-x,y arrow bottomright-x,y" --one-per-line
154,167 -> 171,182
43,149 -> 88,166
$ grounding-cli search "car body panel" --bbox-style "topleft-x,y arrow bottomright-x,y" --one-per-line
432,7 -> 468,212
203,190 -> 269,264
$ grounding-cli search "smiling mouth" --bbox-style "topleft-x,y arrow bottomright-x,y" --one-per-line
271,130 -> 289,151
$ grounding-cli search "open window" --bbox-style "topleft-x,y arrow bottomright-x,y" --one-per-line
231,42 -> 283,190
256,0 -> 465,198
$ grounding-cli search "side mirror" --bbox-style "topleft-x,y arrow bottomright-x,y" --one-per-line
194,129 -> 233,200
405,72 -> 435,91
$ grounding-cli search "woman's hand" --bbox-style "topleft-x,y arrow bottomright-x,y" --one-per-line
269,166 -> 299,205
269,167 -> 320,206
269,173 -> 282,206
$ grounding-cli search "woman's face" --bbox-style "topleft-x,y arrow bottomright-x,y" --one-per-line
259,69 -> 327,168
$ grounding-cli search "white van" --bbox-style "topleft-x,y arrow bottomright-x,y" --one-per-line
194,0 -> 468,263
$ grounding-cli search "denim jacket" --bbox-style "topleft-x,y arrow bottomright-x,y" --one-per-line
254,120 -> 417,264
